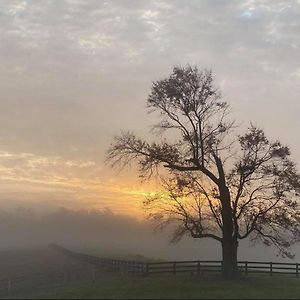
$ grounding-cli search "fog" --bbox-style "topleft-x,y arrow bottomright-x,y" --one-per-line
0,207 -> 299,263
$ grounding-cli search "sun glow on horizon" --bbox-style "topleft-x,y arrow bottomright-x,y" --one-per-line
0,150 -> 161,217
1,0 -> 300,226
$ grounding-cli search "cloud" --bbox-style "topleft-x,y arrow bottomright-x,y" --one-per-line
0,0 -> 299,213
0,150 -> 156,215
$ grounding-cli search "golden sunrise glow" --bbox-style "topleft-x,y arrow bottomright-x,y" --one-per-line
0,0 -> 299,223
0,150 -> 160,216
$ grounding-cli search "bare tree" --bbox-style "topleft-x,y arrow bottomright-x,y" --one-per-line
107,65 -> 300,278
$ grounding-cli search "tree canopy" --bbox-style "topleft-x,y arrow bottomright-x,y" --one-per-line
107,65 -> 300,273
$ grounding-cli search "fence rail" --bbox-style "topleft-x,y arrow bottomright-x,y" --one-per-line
1,244 -> 299,295
50,244 -> 300,278
145,261 -> 300,277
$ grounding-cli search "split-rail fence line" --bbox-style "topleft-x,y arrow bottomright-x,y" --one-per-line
0,244 -> 299,295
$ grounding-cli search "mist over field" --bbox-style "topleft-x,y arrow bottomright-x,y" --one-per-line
1,0 -> 300,297
0,207 -> 296,263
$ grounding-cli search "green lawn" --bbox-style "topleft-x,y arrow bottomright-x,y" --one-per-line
5,275 -> 300,299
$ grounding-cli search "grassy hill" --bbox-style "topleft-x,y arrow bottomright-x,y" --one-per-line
5,274 -> 300,299
2,247 -> 300,299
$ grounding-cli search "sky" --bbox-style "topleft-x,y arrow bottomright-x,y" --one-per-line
0,0 -> 300,217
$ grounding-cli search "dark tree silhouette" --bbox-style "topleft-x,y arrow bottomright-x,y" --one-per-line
107,65 -> 300,278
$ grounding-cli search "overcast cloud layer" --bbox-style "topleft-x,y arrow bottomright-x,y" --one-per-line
0,0 -> 300,214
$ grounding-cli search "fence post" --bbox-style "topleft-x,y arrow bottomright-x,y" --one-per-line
145,263 -> 149,277
64,271 -> 69,284
173,262 -> 177,275
245,261 -> 248,276
92,268 -> 96,282
296,263 -> 299,278
122,261 -> 125,273
270,262 -> 273,276
7,279 -> 11,293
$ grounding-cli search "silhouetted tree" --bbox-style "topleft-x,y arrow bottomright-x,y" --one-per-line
107,65 -> 300,278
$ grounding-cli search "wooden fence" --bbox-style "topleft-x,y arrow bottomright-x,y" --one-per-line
51,244 -> 300,278
51,245 -> 300,277
1,244 -> 300,295
145,260 -> 300,277
49,244 -> 146,275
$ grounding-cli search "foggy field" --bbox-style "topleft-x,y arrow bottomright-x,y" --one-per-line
1,0 -> 300,298
2,247 -> 300,299
0,247 -> 94,279
5,275 -> 300,299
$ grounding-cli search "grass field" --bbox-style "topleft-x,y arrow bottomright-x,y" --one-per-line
2,247 -> 300,299
5,274 -> 300,299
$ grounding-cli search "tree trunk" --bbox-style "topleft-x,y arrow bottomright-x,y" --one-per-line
222,238 -> 238,279
219,184 -> 238,279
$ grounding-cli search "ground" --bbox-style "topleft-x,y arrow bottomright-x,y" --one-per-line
4,275 -> 300,299
1,247 -> 300,299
